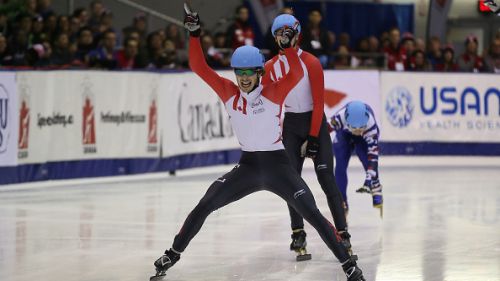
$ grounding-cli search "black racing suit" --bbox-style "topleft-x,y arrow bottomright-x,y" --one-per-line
172,150 -> 350,263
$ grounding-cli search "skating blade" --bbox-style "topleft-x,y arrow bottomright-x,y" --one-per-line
149,273 -> 166,281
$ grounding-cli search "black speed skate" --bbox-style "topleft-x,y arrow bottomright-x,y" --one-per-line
150,249 -> 180,281
342,257 -> 365,281
290,229 -> 312,261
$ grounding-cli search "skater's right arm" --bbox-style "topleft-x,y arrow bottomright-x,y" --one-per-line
188,37 -> 236,103
262,27 -> 303,104
185,8 -> 236,103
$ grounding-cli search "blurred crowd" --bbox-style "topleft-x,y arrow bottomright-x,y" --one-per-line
0,1 -> 499,73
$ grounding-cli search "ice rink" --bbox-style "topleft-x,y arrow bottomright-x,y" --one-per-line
0,157 -> 499,281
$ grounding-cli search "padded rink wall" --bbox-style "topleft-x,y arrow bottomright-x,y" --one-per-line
0,70 -> 498,185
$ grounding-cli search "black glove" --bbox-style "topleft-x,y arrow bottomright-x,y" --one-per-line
183,3 -> 201,37
279,27 -> 297,49
484,0 -> 500,13
300,135 -> 320,159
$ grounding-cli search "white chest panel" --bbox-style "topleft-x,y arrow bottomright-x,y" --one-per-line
225,88 -> 284,152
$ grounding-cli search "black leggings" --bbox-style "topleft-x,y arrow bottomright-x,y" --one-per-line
172,150 -> 350,262
282,112 -> 347,231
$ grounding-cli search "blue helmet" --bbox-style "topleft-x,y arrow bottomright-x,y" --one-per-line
230,45 -> 264,68
271,14 -> 301,37
345,101 -> 369,128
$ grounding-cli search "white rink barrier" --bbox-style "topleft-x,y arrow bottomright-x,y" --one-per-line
0,70 -> 498,184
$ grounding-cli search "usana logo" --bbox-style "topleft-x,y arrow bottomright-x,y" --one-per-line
385,86 -> 414,128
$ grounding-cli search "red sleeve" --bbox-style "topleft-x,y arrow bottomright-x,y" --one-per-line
261,56 -> 278,86
262,48 -> 303,104
301,52 -> 325,137
189,36 -> 236,103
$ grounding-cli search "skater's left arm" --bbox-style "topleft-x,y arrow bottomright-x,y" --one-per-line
302,52 -> 325,138
363,122 -> 380,186
263,47 -> 303,103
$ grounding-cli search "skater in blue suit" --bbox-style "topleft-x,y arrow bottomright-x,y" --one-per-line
330,101 -> 383,211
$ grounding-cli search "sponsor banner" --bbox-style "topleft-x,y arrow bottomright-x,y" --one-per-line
160,71 -> 239,157
17,71 -> 161,164
381,72 -> 500,142
0,73 -> 18,166
323,70 -> 381,122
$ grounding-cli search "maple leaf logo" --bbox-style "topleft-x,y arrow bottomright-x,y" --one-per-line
324,88 -> 347,108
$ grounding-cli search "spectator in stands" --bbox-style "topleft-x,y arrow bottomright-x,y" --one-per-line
123,13 -> 148,43
226,5 -> 255,50
0,12 -> 8,35
37,0 -> 53,18
30,15 -> 45,44
88,0 -> 104,30
9,30 -> 29,65
24,0 -> 37,17
97,9 -> 114,34
458,35 -> 486,72
426,36 -> 442,69
72,7 -> 89,27
214,32 -> 226,49
51,32 -> 73,65
400,32 -> 415,68
200,33 -> 228,68
56,15 -> 70,35
415,38 -> 425,52
75,26 -> 94,62
68,15 -> 80,42
355,36 -> 379,68
87,29 -> 117,69
435,45 -> 458,72
379,31 -> 390,50
17,13 -> 33,35
484,38 -> 500,73
368,36 -> 379,52
383,27 -> 406,71
116,37 -> 139,69
407,49 -> 431,71
43,11 -> 57,42
0,32 -> 10,65
166,23 -> 184,49
332,45 -> 351,69
24,43 -> 43,66
337,32 -> 350,50
300,9 -> 333,67
164,39 -> 182,69
146,31 -> 169,69
264,7 -> 293,58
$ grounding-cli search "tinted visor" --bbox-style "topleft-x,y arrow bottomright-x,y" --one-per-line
234,68 -> 258,76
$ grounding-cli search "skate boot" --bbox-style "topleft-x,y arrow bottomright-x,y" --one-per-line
150,249 -> 181,281
342,256 -> 365,281
371,185 -> 383,218
290,229 -> 311,261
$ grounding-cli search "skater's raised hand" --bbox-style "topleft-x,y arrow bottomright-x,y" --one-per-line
484,0 -> 500,13
279,23 -> 298,49
184,2 -> 201,36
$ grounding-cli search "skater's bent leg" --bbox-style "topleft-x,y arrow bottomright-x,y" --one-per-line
172,164 -> 256,252
291,187 -> 350,262
270,167 -> 350,263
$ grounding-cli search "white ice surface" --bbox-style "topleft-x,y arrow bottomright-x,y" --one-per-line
1,156 -> 499,281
